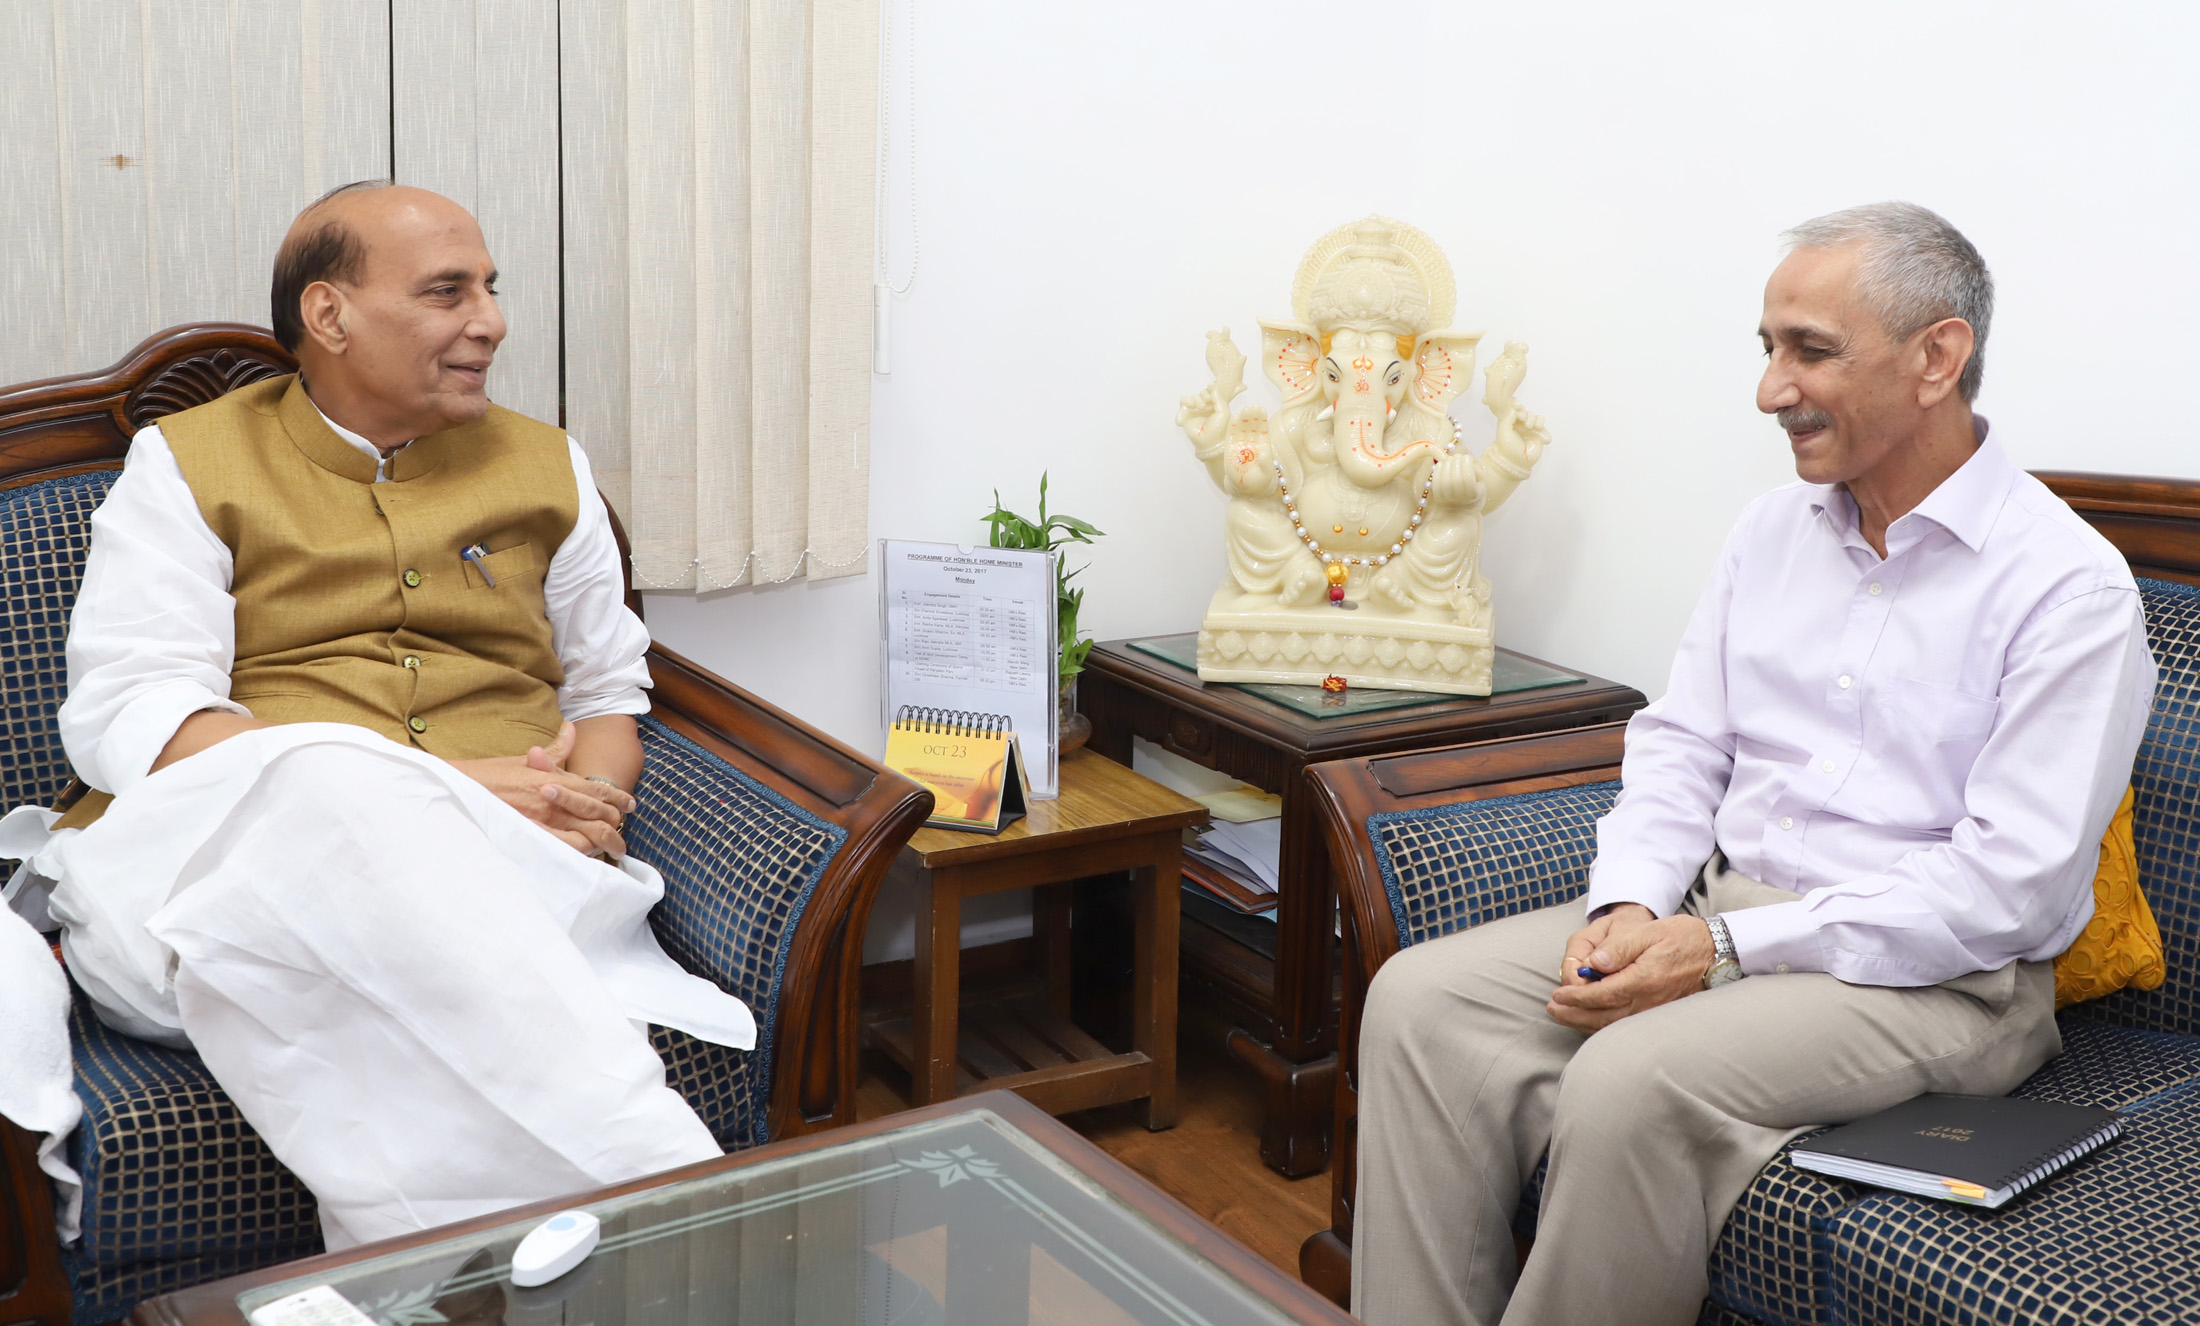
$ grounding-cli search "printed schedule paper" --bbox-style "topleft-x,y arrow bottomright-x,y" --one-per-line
880,540 -> 1059,798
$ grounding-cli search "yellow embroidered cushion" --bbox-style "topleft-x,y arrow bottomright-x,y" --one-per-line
2054,786 -> 2165,1008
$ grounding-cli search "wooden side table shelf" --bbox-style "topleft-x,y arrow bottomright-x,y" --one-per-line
864,748 -> 1208,1128
1079,634 -> 1647,1174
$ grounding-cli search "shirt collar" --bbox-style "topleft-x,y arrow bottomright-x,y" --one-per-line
310,401 -> 412,466
1902,418 -> 2014,552
1804,416 -> 2014,554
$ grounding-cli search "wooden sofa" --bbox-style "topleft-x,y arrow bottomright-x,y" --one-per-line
1299,473 -> 2200,1325
0,325 -> 932,1326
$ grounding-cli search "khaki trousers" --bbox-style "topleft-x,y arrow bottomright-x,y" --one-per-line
1350,856 -> 2059,1326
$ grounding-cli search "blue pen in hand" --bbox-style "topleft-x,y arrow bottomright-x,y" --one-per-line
1577,966 -> 1606,982
461,543 -> 497,587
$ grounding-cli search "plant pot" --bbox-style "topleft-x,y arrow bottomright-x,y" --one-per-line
1058,679 -> 1092,755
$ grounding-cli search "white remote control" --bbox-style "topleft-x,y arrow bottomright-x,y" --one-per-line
510,1209 -> 601,1288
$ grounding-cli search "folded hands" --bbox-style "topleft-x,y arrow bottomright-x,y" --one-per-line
1548,903 -> 1718,1033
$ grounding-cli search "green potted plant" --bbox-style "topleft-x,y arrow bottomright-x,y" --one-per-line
982,473 -> 1105,753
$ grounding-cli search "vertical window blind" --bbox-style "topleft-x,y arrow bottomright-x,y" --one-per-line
0,0 -> 875,590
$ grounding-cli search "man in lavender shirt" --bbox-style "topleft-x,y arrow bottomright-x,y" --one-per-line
1351,203 -> 2158,1326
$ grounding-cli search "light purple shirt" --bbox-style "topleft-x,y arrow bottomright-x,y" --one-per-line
1581,426 -> 2157,986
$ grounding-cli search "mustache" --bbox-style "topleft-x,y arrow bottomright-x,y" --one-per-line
1777,406 -> 1833,434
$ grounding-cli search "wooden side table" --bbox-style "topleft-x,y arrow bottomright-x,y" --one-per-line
1079,635 -> 1646,1174
864,748 -> 1208,1128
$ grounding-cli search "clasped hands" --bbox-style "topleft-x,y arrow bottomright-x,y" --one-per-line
1547,903 -> 1717,1033
450,721 -> 636,859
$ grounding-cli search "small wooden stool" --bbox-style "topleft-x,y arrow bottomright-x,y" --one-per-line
865,748 -> 1207,1128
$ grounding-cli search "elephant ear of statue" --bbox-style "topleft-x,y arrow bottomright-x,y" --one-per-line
1259,321 -> 1323,406
1409,330 -> 1484,416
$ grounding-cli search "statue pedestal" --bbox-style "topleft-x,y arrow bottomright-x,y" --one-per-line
1196,602 -> 1495,696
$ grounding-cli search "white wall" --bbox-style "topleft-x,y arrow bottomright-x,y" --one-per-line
644,0 -> 2200,957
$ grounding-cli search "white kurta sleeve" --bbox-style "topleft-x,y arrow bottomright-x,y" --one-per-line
546,438 -> 652,721
60,425 -> 249,796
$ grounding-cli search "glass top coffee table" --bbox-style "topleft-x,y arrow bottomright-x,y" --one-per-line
133,1092 -> 1355,1326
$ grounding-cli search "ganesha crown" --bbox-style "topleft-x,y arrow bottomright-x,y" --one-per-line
1292,215 -> 1457,334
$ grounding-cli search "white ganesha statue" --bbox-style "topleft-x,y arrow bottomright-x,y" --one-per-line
1176,216 -> 1551,695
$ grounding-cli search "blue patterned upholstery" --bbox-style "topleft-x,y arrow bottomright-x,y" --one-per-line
627,716 -> 846,1151
1368,782 -> 1619,950
2078,577 -> 2200,1038
0,470 -> 117,812
1817,1079 -> 2200,1326
1697,1018 -> 2200,1326
1707,1139 -> 1856,1326
0,468 -> 278,1324
1369,784 -> 1622,1248
2014,1015 -> 2200,1109
63,989 -> 319,1324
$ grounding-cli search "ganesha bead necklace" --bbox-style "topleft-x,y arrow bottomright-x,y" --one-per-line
1276,418 -> 1462,604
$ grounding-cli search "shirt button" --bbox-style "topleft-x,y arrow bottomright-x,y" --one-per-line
1837,675 -> 1852,690
1780,816 -> 1794,830
1776,963 -> 1791,974
1868,582 -> 1883,596
403,655 -> 420,669
402,569 -> 422,588
408,716 -> 428,733
1822,760 -> 1837,773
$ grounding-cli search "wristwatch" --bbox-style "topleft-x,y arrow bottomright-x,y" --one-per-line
1702,915 -> 1745,988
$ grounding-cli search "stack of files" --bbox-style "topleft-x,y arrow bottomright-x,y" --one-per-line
1132,738 -> 1283,918
1183,820 -> 1283,916
1180,850 -> 1275,914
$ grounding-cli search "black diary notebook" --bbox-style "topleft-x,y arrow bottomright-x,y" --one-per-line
1788,1094 -> 2121,1208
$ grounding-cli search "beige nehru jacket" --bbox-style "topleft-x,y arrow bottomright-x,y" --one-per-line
59,375 -> 579,829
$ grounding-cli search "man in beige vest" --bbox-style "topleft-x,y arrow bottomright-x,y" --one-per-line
1351,203 -> 2157,1325
8,183 -> 750,1248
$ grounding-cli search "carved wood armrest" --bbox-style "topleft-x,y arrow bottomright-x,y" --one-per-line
1308,721 -> 1627,1009
0,1115 -> 71,1326
638,644 -> 932,1139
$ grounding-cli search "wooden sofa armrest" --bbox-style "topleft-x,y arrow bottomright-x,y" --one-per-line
641,644 -> 933,1141
0,1115 -> 71,1326
2034,472 -> 2200,586
1312,721 -> 1631,1013
1297,721 -> 1628,1303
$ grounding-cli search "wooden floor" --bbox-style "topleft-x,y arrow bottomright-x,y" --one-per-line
856,1028 -> 1332,1278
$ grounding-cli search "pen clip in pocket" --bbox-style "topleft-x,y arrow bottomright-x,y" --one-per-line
460,543 -> 497,587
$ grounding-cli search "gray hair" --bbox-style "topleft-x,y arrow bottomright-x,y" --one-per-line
270,180 -> 396,352
1781,202 -> 1993,402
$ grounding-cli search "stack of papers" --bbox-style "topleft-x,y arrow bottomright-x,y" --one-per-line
1185,819 -> 1280,894
1133,738 -> 1282,917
